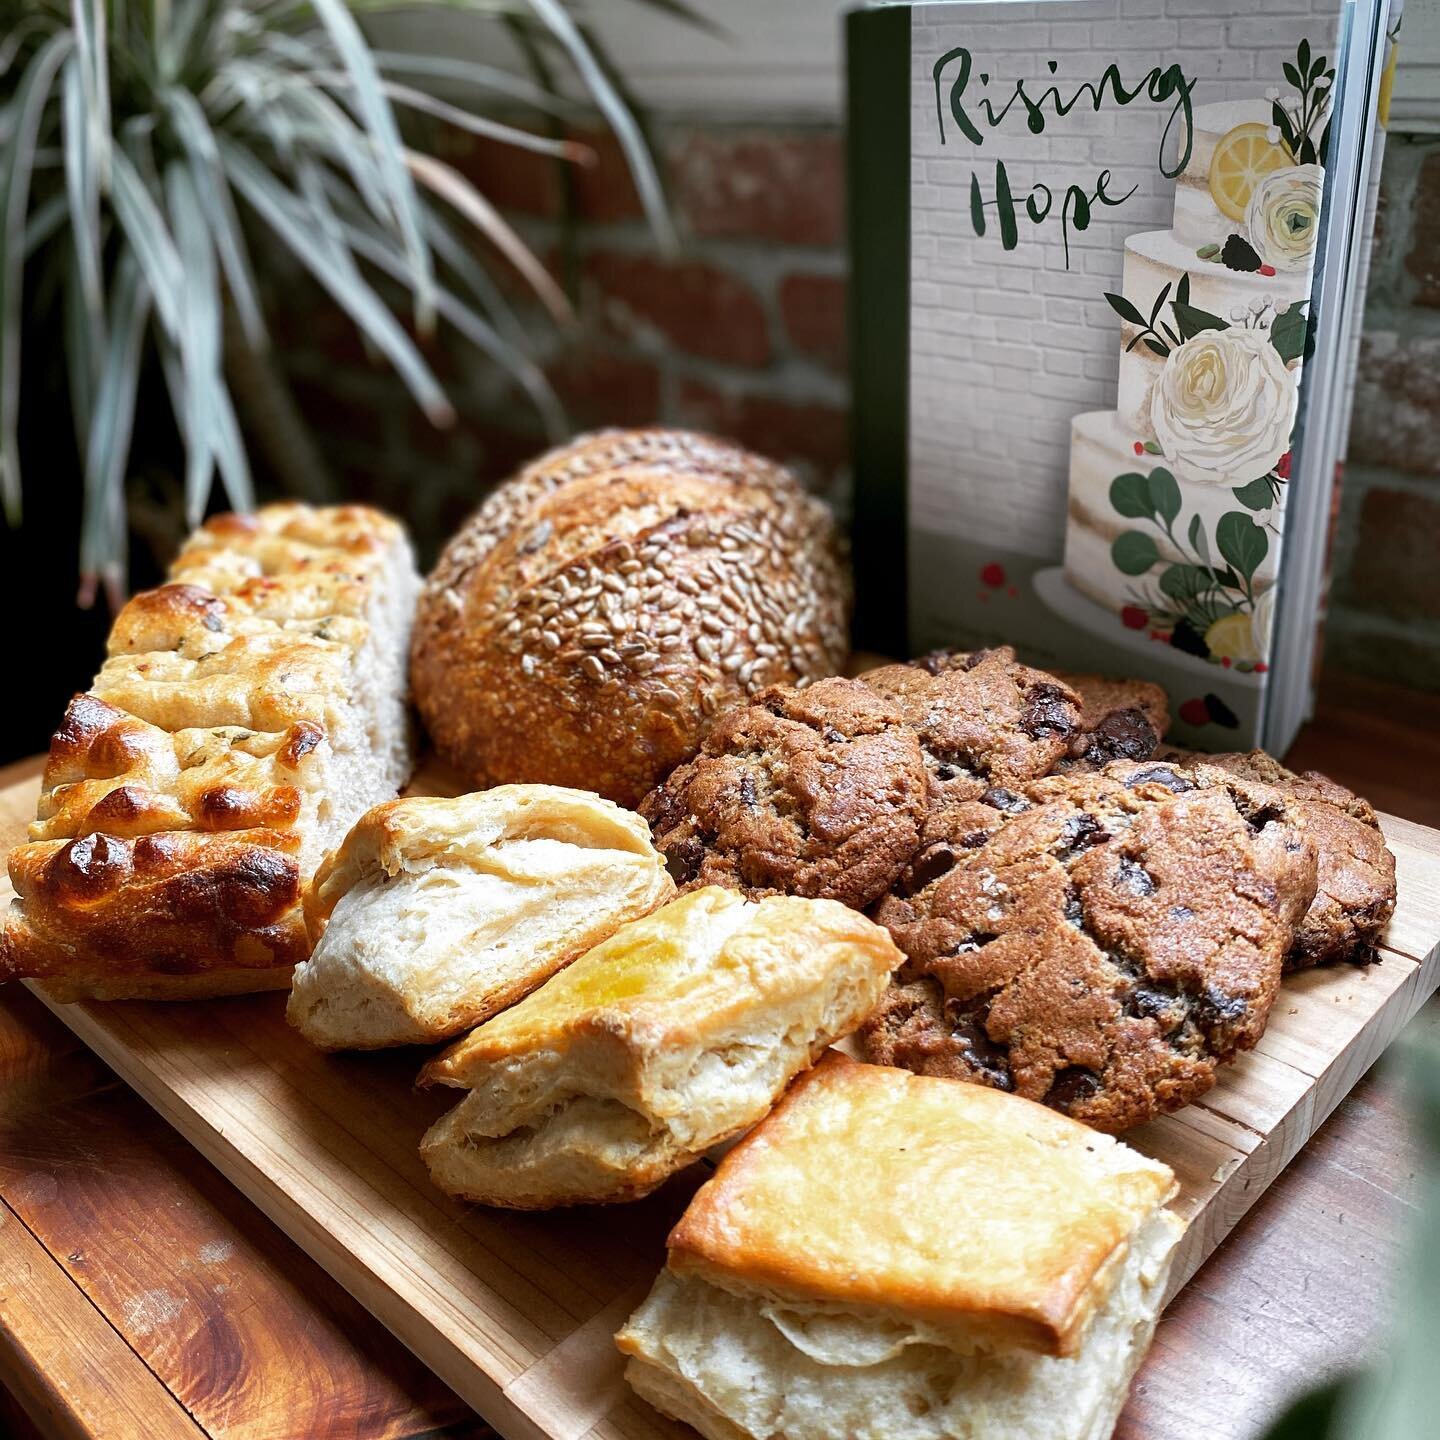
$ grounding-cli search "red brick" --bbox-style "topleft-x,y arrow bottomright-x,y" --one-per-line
671,131 -> 844,247
1406,149 -> 1440,306
1343,487 -> 1440,622
1348,332 -> 1440,476
548,345 -> 662,428
584,252 -> 771,368
440,125 -> 643,223
676,380 -> 849,485
778,273 -> 848,372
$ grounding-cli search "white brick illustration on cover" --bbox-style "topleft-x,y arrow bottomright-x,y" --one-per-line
1049,37 -> 1331,679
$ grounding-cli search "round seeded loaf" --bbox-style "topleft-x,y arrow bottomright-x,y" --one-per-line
411,429 -> 851,806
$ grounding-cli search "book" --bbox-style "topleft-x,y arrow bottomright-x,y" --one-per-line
849,0 -> 1398,752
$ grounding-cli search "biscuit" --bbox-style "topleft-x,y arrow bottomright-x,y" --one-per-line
861,764 -> 1318,1131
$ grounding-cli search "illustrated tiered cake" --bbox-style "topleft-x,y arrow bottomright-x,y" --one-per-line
1063,49 -> 1331,675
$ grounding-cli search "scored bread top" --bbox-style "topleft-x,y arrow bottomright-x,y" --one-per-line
420,885 -> 901,1089
665,1052 -> 1178,1359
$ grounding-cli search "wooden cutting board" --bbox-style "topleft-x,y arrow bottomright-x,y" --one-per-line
3,763 -> 1439,1440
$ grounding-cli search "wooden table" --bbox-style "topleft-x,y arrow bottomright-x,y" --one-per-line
2,671 -> 1438,1440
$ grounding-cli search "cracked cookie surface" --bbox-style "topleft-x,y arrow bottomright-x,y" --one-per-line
860,762 -> 1318,1132
637,676 -> 929,907
1165,751 -> 1396,969
859,648 -> 1085,812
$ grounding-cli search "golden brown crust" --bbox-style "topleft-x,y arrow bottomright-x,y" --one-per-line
665,1053 -> 1178,1358
410,429 -> 851,807
2,503 -> 414,1001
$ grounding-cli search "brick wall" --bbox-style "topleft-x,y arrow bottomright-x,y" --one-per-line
277,118 -> 1440,690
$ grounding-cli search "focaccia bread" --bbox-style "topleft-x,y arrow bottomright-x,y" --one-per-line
2,504 -> 419,1001
418,886 -> 899,1208
289,786 -> 674,1048
617,1054 -> 1185,1440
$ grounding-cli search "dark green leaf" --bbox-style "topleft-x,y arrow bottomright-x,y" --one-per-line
1144,337 -> 1170,357
1188,514 -> 1210,562
1104,291 -> 1146,327
1209,565 -> 1240,590
1173,301 -> 1228,339
1111,531 -> 1160,576
1177,274 -> 1191,305
1159,564 -> 1211,602
1149,281 -> 1171,325
1271,303 -> 1308,363
1216,512 -> 1268,582
1110,472 -> 1154,519
1310,54 -> 1327,82
1161,323 -> 1179,345
1233,476 -> 1277,510
1147,467 -> 1181,525
1272,101 -> 1297,147
1283,61 -> 1302,88
1298,37 -> 1311,75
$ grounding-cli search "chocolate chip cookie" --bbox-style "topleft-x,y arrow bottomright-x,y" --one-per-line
1053,671 -> 1170,770
860,764 -> 1318,1132
902,648 -> 1167,777
1161,751 -> 1396,969
860,648 -> 1084,811
638,676 -> 929,908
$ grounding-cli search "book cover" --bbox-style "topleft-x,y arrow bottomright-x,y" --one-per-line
849,0 -> 1393,751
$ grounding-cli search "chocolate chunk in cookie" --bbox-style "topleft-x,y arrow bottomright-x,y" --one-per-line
1052,671 -> 1170,771
1145,751 -> 1396,969
860,648 -> 1084,810
638,676 -> 929,908
861,770 -> 1318,1132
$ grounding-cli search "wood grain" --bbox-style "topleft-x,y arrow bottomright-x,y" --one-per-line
3,757 -> 1435,1440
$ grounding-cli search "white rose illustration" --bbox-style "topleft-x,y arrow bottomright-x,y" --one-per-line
1150,328 -> 1296,486
1250,583 -> 1276,664
1245,164 -> 1323,276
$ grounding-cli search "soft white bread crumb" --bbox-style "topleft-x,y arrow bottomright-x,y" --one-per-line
618,1206 -> 1184,1440
288,786 -> 674,1048
418,887 -> 900,1207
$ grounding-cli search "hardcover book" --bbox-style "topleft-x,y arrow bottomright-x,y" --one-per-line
849,0 -> 1398,751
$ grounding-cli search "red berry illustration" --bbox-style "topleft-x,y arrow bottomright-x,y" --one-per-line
1179,698 -> 1209,726
980,562 -> 1006,588
1121,606 -> 1148,630
1259,264 -> 1277,276
1275,451 -> 1291,479
1133,441 -> 1145,456
1255,661 -> 1268,674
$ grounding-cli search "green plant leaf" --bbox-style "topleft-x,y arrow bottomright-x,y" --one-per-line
1298,37 -> 1311,75
1148,281 -> 1171,325
1177,273 -> 1191,306
0,28 -> 74,525
1104,291 -> 1146,327
1109,472 -> 1154,519
1216,511 -> 1268,583
80,250 -> 149,597
1147,467 -> 1181,526
1283,61 -> 1302,88
108,147 -> 185,337
221,141 -> 453,426
60,53 -> 103,319
1112,531 -> 1160,576
1188,513 -> 1210,562
1144,337 -> 1169,357
524,0 -> 677,253
1233,476 -> 1277,510
307,0 -> 436,327
1173,300 -> 1228,340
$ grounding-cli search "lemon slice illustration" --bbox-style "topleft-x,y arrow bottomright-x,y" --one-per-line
1204,610 -> 1261,664
1208,123 -> 1292,222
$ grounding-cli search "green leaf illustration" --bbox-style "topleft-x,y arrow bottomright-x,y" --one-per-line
1298,37 -> 1311,75
1149,281 -> 1172,324
1104,291 -> 1146,327
1110,472 -> 1153,519
1112,531 -> 1160,576
1173,300 -> 1227,340
1195,243 -> 1220,260
1188,514 -> 1210,562
1283,61 -> 1302,88
1160,564 -> 1211,602
1271,303 -> 1308,363
1144,439 -> 1165,455
1176,274 -> 1191,306
1147,467 -> 1181,526
1144,337 -> 1170,357
1216,512 -> 1268,583
1233,476 -> 1277,510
